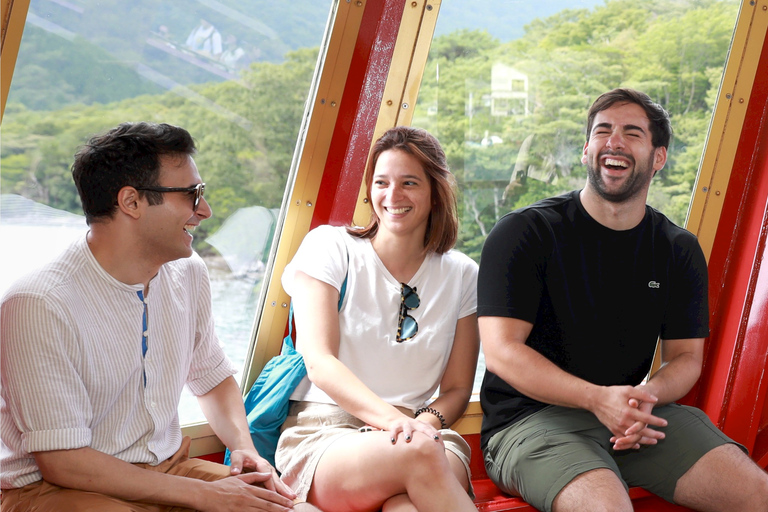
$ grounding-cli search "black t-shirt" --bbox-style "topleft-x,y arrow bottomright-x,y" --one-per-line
477,190 -> 709,449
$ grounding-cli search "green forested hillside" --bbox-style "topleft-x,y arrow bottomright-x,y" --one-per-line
1,0 -> 740,259
435,0 -> 605,41
413,0 -> 738,259
9,0 -> 331,110
10,0 -> 603,111
8,26 -> 166,110
2,47 -> 318,246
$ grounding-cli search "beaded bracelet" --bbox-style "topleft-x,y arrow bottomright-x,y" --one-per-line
415,406 -> 447,430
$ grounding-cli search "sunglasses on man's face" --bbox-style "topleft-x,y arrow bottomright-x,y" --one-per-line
135,183 -> 206,212
396,282 -> 420,343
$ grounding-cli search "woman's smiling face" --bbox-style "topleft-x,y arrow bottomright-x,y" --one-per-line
370,149 -> 432,241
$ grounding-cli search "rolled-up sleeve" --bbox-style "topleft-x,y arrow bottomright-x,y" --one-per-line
2,294 -> 93,453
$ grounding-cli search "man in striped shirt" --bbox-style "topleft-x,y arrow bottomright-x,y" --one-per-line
0,122 -> 306,511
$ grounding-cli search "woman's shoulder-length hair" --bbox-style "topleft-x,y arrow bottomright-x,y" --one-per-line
347,126 -> 458,255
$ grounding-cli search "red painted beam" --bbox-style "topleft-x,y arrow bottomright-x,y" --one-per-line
310,0 -> 405,229
692,23 -> 768,459
716,67 -> 768,451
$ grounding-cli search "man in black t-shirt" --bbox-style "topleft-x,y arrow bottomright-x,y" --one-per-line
478,88 -> 768,512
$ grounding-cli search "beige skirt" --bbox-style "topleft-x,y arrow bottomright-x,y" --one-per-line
275,401 -> 475,501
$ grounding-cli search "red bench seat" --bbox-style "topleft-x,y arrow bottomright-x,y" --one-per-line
197,433 -> 695,511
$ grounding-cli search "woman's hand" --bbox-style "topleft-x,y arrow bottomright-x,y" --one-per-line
384,415 -> 442,445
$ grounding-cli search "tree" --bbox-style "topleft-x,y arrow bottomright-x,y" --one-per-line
2,0 -> 740,260
412,0 -> 739,257
1,48 -> 317,253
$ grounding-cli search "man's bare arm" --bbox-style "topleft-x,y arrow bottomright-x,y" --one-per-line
480,316 -> 667,440
197,376 -> 296,499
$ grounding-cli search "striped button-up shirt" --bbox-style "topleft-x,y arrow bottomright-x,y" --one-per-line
0,236 -> 236,488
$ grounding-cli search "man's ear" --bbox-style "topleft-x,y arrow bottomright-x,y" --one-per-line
653,146 -> 667,173
116,186 -> 142,219
581,141 -> 589,165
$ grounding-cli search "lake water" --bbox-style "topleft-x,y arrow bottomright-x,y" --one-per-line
178,268 -> 261,424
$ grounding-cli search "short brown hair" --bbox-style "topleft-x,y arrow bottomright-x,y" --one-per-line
586,88 -> 672,149
348,126 -> 458,254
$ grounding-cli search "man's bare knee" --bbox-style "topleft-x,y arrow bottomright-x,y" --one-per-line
675,444 -> 768,512
553,468 -> 631,512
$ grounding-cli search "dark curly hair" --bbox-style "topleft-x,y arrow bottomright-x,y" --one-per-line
586,88 -> 672,149
71,122 -> 196,224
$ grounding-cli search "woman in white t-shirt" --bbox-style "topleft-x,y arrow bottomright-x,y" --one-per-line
276,126 -> 480,512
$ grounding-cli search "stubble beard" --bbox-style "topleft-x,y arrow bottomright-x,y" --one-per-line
586,151 -> 655,204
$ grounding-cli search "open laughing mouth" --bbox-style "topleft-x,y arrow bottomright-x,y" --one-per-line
386,206 -> 412,214
603,157 -> 629,171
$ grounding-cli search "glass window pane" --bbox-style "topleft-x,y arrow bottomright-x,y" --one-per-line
1,0 -> 333,424
414,0 -> 740,393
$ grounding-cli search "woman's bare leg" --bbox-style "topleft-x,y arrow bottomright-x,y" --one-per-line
445,449 -> 470,492
307,431 -> 475,512
382,494 -> 417,512
379,450 -> 470,512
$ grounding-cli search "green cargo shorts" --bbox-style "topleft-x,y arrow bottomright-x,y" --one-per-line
483,404 -> 745,512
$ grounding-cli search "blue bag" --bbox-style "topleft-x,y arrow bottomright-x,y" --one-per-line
225,272 -> 347,468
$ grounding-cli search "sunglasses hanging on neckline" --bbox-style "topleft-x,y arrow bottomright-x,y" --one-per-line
396,282 -> 420,342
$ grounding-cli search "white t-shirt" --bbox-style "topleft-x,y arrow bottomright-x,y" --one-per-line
0,236 -> 236,488
281,225 -> 478,411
